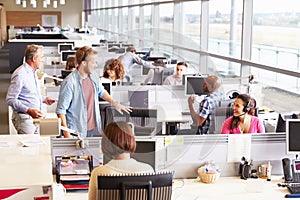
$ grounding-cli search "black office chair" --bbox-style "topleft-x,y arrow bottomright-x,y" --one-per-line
97,171 -> 173,200
104,106 -> 158,136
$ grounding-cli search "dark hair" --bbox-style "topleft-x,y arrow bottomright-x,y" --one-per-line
101,121 -> 136,161
75,46 -> 97,65
177,62 -> 188,67
103,58 -> 125,80
65,57 -> 76,70
230,94 -> 257,129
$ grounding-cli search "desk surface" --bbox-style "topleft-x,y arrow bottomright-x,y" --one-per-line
64,176 -> 289,200
0,135 -> 53,188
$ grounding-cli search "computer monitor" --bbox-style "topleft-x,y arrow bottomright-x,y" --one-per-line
286,119 -> 300,154
60,50 -> 76,64
128,90 -> 149,108
182,74 -> 196,85
58,43 -> 74,54
99,82 -> 112,104
276,113 -> 299,132
107,43 -> 121,52
61,69 -> 73,79
185,75 -> 208,96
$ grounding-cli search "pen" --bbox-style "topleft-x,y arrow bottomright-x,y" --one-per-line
285,194 -> 300,198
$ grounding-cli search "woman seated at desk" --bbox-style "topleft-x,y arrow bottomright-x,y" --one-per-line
220,94 -> 265,134
88,121 -> 154,200
101,58 -> 126,85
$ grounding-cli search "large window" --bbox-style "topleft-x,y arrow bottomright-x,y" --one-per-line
208,0 -> 243,58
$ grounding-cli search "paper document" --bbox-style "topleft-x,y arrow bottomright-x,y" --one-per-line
227,134 -> 251,162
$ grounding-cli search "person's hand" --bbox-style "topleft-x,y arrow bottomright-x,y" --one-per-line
113,102 -> 132,114
44,96 -> 56,105
188,95 -> 195,105
27,108 -> 43,118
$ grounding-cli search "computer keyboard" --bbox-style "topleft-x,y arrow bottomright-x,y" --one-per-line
287,184 -> 300,194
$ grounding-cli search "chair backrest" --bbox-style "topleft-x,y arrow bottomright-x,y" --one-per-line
104,107 -> 158,136
214,107 -> 233,133
97,171 -> 173,200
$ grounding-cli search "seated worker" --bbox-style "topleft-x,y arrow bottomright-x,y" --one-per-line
101,58 -> 126,84
143,59 -> 167,85
118,45 -> 151,81
65,56 -> 76,71
220,94 -> 265,134
88,121 -> 154,200
188,75 -> 224,134
163,61 -> 188,85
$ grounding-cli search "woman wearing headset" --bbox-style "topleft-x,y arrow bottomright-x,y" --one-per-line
220,93 -> 265,134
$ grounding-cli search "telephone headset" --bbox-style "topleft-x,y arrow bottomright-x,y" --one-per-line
243,99 -> 251,113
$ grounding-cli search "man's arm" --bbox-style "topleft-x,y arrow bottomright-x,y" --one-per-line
101,92 -> 132,114
57,113 -> 71,138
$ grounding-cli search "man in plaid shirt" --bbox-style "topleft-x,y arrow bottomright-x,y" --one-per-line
188,75 -> 224,134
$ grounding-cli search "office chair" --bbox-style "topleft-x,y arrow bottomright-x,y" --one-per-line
214,107 -> 233,133
97,171 -> 173,200
104,106 -> 158,136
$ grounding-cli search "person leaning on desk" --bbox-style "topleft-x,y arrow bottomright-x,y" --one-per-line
188,75 -> 224,134
56,46 -> 132,138
6,44 -> 56,134
220,94 -> 265,134
118,45 -> 152,81
88,121 -> 154,200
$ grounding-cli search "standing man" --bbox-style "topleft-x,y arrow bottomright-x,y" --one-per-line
56,46 -> 131,138
188,75 -> 224,134
118,45 -> 151,81
6,44 -> 55,134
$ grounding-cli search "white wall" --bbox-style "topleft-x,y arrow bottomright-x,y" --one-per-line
1,0 -> 83,28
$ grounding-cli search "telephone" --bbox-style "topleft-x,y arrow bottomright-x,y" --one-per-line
282,158 -> 300,183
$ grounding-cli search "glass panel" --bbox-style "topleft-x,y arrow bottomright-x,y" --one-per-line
122,7 -> 129,33
252,0 -> 300,72
122,0 -> 128,6
159,3 -> 174,31
133,6 -> 140,30
210,57 -> 241,78
208,0 -> 243,58
144,5 -> 152,29
182,1 -> 201,48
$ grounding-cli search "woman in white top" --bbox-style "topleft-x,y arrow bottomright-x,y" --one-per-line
163,61 -> 188,85
88,121 -> 154,200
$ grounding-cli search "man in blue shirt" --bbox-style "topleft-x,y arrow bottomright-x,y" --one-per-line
6,44 -> 55,134
188,75 -> 224,134
56,46 -> 131,138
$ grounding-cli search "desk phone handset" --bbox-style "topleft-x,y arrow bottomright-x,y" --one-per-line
282,158 -> 300,183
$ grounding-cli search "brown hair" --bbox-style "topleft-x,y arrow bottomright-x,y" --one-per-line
177,62 -> 188,67
103,58 -> 125,80
230,94 -> 257,129
24,44 -> 42,62
204,75 -> 221,93
75,46 -> 97,65
102,121 -> 136,160
65,57 -> 76,70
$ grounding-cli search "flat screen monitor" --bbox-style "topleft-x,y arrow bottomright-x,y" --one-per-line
99,82 -> 111,104
286,119 -> 300,154
276,113 -> 299,132
182,74 -> 196,85
107,43 -> 121,52
185,76 -> 208,96
60,50 -> 76,64
128,90 -> 149,108
58,43 -> 73,54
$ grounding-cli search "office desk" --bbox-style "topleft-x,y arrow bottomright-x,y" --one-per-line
0,135 -> 53,187
64,176 -> 289,200
172,176 -> 288,200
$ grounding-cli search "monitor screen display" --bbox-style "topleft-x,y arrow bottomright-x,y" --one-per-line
61,50 -> 76,63
128,90 -> 149,108
99,82 -> 111,103
58,43 -> 74,54
132,140 -> 156,170
286,119 -> 300,154
185,76 -> 208,96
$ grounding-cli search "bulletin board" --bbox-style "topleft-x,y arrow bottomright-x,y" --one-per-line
7,11 -> 61,27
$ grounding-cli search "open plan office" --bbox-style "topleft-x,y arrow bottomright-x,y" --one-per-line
1,0 -> 300,199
